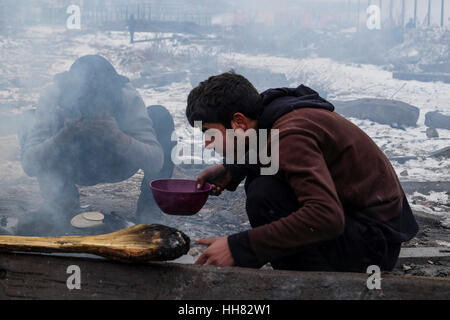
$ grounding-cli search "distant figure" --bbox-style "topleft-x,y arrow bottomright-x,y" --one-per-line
127,14 -> 136,44
18,55 -> 176,235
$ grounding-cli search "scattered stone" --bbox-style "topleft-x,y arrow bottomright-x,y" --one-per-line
429,146 -> 450,159
425,111 -> 450,130
389,156 -> 419,164
426,127 -> 439,138
333,98 -> 420,127
400,170 -> 409,176
403,264 -> 412,271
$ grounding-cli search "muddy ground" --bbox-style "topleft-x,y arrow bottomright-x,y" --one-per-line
0,134 -> 449,278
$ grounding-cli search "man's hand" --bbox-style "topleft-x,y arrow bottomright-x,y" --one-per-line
79,114 -> 122,140
197,164 -> 232,196
55,113 -> 126,146
54,118 -> 85,144
195,236 -> 235,267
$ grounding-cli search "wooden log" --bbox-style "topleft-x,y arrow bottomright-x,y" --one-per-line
0,224 -> 190,263
0,253 -> 449,300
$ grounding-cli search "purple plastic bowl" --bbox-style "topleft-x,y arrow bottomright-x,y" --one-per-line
150,179 -> 212,216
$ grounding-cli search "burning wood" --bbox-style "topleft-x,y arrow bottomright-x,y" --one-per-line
0,224 -> 190,263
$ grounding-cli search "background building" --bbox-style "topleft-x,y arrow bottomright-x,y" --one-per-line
0,0 -> 448,30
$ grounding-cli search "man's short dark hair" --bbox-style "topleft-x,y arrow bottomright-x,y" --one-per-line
186,71 -> 262,128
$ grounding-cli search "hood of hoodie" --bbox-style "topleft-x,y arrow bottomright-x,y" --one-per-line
258,85 -> 335,130
54,55 -> 130,119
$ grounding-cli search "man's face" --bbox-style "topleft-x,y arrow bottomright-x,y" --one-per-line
200,113 -> 258,161
201,123 -> 228,157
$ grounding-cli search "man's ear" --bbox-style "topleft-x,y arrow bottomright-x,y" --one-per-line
231,113 -> 248,130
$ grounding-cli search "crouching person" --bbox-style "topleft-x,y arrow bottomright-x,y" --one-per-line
18,55 -> 175,236
187,72 -> 419,272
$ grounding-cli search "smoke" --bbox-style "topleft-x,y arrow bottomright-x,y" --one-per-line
0,0 -> 449,236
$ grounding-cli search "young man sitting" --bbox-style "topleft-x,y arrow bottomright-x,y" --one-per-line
186,72 -> 418,272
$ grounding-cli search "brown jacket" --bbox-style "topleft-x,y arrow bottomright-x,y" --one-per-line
248,108 -> 406,260
226,85 -> 418,267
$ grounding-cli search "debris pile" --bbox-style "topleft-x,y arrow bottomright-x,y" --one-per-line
387,28 -> 450,74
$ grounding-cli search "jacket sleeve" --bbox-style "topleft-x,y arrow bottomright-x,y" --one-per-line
21,85 -> 63,176
117,84 -> 164,175
223,152 -> 262,191
229,125 -> 345,267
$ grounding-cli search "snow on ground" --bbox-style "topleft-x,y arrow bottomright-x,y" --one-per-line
218,53 -> 450,182
348,118 -> 450,182
219,53 -> 450,120
1,26 -> 449,207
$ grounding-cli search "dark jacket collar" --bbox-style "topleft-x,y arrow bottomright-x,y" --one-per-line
258,85 -> 335,130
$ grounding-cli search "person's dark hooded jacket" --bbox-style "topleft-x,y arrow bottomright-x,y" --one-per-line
227,85 -> 419,268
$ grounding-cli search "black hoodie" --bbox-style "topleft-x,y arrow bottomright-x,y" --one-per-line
258,85 -> 335,129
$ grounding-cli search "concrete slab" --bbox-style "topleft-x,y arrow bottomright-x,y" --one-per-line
400,247 -> 450,258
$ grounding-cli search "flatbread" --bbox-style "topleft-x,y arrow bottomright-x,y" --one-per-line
83,211 -> 105,222
71,213 -> 104,229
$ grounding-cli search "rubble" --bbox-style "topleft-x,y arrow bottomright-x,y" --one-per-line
403,264 -> 412,271
387,28 -> 450,74
426,127 -> 439,138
